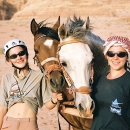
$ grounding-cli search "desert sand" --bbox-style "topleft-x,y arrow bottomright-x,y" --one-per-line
0,0 -> 130,129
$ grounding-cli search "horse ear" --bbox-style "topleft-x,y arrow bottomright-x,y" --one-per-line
86,17 -> 90,30
30,18 -> 39,36
52,16 -> 60,31
82,17 -> 90,31
58,24 -> 67,40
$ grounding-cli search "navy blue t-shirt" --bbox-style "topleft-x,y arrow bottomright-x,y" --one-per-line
91,71 -> 130,130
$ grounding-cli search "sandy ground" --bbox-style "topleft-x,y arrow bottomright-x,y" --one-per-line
0,15 -> 130,129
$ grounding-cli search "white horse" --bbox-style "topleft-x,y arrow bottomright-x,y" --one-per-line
57,16 -> 107,119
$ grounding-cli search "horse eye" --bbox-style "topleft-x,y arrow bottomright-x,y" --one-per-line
61,62 -> 67,67
34,50 -> 38,54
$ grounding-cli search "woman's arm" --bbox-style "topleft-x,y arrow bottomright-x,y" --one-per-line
0,75 -> 8,128
0,105 -> 7,129
45,93 -> 63,110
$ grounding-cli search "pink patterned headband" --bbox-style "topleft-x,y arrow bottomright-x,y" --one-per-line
103,36 -> 130,54
103,36 -> 130,68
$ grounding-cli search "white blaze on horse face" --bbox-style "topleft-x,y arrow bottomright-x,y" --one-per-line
44,39 -> 53,48
59,43 -> 93,89
59,42 -> 94,114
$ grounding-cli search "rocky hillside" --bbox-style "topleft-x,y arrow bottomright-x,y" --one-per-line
0,0 -> 130,20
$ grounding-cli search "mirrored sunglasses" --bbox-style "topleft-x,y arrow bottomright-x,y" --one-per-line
106,51 -> 128,58
9,51 -> 26,59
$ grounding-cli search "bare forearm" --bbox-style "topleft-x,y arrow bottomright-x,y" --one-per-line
0,106 -> 7,129
45,93 -> 63,110
45,100 -> 57,110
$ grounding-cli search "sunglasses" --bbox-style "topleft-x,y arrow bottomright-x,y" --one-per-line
9,51 -> 26,59
106,51 -> 128,58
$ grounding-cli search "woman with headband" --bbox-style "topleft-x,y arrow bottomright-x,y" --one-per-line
91,36 -> 130,130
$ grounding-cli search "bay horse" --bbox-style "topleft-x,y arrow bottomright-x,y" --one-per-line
30,16 -> 66,92
56,16 -> 108,130
30,17 -> 79,130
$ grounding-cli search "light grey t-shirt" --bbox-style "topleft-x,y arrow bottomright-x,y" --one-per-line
0,69 -> 52,113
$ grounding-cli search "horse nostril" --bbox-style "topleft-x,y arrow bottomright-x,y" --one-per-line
60,76 -> 65,86
50,78 -> 56,86
50,75 -> 65,87
90,100 -> 94,110
79,103 -> 84,111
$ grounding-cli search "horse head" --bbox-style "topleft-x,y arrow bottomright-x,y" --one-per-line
58,16 -> 107,118
30,16 -> 66,92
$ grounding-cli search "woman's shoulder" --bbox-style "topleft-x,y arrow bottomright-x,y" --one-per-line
2,71 -> 14,78
31,69 -> 41,74
0,72 -> 14,83
123,71 -> 130,80
92,73 -> 106,86
96,73 -> 106,80
30,69 -> 44,78
126,70 -> 130,75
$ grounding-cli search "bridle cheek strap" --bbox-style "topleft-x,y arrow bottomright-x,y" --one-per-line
57,40 -> 94,94
60,63 -> 92,94
60,65 -> 74,86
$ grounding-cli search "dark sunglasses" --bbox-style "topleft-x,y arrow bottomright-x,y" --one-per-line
106,51 -> 128,58
9,51 -> 26,59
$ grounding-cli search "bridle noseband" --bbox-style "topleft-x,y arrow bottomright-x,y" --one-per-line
33,55 -> 61,77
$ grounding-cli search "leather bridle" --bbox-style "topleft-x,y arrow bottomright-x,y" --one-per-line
57,40 -> 94,96
33,34 -> 61,78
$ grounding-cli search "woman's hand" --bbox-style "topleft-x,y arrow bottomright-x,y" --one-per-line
45,93 -> 63,110
51,93 -> 63,104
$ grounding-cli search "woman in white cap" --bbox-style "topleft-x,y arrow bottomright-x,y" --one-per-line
0,39 -> 62,130
91,36 -> 130,130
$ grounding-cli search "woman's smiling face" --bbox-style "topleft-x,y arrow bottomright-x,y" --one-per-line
8,46 -> 28,68
106,46 -> 128,71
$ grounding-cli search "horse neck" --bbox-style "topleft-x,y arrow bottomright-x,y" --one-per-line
87,31 -> 105,44
87,32 -> 108,80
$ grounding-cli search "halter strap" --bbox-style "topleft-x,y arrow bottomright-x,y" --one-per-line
45,64 -> 61,74
41,57 -> 58,66
34,55 -> 61,78
33,34 -> 61,77
58,39 -> 82,51
75,86 -> 92,94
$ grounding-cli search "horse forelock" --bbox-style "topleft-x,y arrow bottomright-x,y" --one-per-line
38,22 -> 60,41
64,16 -> 93,42
65,16 -> 85,32
64,15 -> 104,45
